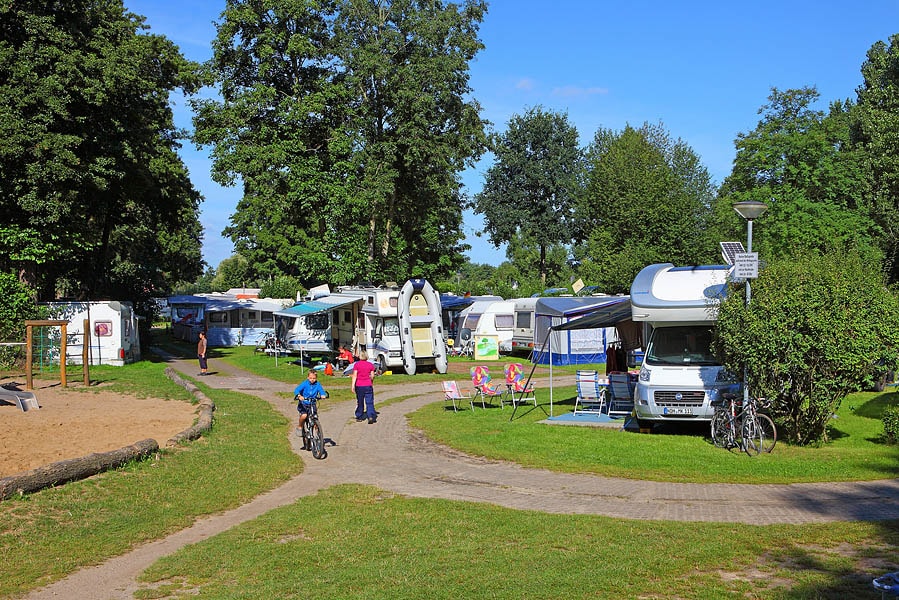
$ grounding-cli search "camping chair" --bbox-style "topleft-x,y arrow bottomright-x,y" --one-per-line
608,372 -> 635,416
503,363 -> 537,409
470,365 -> 505,407
574,370 -> 607,414
442,380 -> 480,411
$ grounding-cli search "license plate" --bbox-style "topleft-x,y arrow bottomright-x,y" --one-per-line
664,407 -> 693,415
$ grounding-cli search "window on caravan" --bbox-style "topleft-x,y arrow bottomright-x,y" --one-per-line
494,314 -> 514,330
343,310 -> 352,324
209,312 -> 228,324
305,313 -> 329,331
462,314 -> 480,330
246,311 -> 257,321
261,311 -> 273,324
516,311 -> 531,329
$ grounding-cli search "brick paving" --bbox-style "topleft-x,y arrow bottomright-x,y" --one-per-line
25,356 -> 899,599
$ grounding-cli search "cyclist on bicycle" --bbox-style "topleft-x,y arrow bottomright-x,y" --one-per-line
294,370 -> 326,451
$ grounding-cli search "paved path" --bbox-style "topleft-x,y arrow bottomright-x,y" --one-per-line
26,357 -> 899,599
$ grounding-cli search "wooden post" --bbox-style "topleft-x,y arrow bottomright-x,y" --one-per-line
25,324 -> 33,390
59,322 -> 67,388
83,318 -> 90,386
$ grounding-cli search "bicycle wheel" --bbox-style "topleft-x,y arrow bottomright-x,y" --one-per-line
756,413 -> 777,453
742,416 -> 763,456
710,410 -> 729,448
309,420 -> 326,459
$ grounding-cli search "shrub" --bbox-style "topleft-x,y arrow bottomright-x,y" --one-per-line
884,406 -> 899,444
0,272 -> 43,368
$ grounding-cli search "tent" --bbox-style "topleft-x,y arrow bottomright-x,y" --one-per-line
532,296 -> 628,365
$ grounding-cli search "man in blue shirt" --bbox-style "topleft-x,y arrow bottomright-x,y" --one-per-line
294,370 -> 326,450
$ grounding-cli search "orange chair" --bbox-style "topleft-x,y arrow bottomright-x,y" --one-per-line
470,365 -> 505,407
503,363 -> 537,409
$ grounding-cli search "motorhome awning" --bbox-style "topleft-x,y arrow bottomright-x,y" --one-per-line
549,297 -> 632,331
273,294 -> 361,318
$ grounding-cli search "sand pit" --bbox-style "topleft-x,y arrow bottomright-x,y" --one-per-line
0,379 -> 199,478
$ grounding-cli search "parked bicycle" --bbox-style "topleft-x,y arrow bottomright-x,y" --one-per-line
294,392 -> 327,459
710,392 -> 768,456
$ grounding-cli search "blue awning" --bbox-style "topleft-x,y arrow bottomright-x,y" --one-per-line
273,294 -> 361,318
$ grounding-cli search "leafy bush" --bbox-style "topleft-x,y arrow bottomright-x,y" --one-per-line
714,248 -> 899,445
259,275 -> 304,301
0,272 -> 43,368
884,406 -> 899,444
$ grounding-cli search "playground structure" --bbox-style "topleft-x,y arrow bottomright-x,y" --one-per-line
3,319 -> 92,391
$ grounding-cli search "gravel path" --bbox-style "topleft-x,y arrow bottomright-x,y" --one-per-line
24,358 -> 899,599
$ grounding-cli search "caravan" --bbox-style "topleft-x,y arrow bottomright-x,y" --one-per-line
630,264 -> 735,427
510,297 -> 539,354
455,300 -> 515,355
45,301 -> 141,366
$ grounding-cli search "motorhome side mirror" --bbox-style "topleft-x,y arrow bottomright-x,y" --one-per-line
370,329 -> 379,340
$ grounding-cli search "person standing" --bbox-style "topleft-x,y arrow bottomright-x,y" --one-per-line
351,349 -> 377,423
197,331 -> 208,376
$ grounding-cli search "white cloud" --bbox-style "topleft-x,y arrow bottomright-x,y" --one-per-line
515,77 -> 536,91
551,85 -> 609,98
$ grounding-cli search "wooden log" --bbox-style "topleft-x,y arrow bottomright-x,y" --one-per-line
0,439 -> 159,500
163,366 -> 216,446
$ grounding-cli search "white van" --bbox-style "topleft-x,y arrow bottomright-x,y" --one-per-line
630,264 -> 735,426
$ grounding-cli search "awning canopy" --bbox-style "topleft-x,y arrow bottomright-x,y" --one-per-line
274,294 -> 361,318
549,297 -> 632,332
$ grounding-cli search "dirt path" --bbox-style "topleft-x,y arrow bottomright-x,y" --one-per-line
23,357 -> 899,599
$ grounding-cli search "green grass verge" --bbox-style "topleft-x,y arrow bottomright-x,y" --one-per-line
134,484 -> 899,599
408,386 -> 899,484
0,360 -> 301,597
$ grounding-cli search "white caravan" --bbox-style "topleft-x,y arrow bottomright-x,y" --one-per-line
630,264 -> 735,426
273,293 -> 361,357
45,301 -> 141,366
510,297 -> 539,354
456,300 -> 516,353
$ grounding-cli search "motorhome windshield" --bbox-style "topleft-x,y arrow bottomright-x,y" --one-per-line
645,325 -> 720,366
382,318 -> 400,337
304,313 -> 329,331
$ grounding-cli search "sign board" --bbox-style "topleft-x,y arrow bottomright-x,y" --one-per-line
473,335 -> 500,361
572,278 -> 585,294
733,252 -> 759,279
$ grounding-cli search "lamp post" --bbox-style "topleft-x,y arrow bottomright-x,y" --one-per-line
733,200 -> 768,408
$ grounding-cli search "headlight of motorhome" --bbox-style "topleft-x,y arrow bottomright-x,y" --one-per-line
639,366 -> 650,382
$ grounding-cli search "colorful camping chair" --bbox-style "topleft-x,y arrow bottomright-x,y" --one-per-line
442,380 -> 480,411
470,365 -> 505,406
503,363 -> 537,409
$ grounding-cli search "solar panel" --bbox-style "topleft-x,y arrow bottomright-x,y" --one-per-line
720,241 -> 745,265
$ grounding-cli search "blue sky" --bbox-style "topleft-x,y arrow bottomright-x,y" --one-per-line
126,0 -> 899,269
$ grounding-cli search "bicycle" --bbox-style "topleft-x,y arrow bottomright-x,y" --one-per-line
295,392 -> 327,459
710,393 -> 764,456
755,398 -> 777,453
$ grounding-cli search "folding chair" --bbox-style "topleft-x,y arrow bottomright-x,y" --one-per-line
574,370 -> 607,414
470,365 -> 504,407
442,380 -> 480,411
608,372 -> 635,416
503,363 -> 536,409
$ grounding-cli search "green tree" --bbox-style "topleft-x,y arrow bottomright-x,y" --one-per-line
474,107 -> 581,285
0,272 -> 43,367
195,0 -> 489,287
852,34 -> 899,280
574,123 -> 715,293
260,275 -> 305,300
0,1 -> 204,302
717,87 -> 876,264
713,249 -> 899,445
211,255 -> 253,292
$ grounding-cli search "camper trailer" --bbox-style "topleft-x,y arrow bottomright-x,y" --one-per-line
630,263 -> 734,427
273,294 -> 362,358
45,301 -> 141,366
511,297 -> 539,354
456,300 -> 515,355
337,287 -> 404,372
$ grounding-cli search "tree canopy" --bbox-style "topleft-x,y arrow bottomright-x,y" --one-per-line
195,0 -> 489,287
0,0 -> 204,301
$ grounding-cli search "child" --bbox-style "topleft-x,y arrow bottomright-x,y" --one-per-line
293,370 -> 326,450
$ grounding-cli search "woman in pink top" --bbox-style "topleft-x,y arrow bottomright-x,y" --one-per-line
351,349 -> 378,423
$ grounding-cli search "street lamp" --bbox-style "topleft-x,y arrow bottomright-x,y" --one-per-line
733,199 -> 768,408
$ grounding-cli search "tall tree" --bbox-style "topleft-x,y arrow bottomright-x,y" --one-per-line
716,87 -> 876,263
195,0 -> 489,287
574,123 -> 715,293
0,0 -> 204,301
852,34 -> 899,280
474,106 -> 581,285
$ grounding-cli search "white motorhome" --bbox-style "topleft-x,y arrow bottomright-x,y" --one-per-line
456,300 -> 515,353
630,264 -> 735,427
338,286 -> 404,372
45,301 -> 141,366
510,297 -> 539,354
